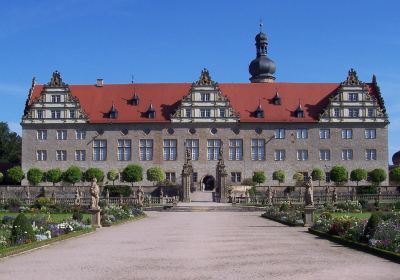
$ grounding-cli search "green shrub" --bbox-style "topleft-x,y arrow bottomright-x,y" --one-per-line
11,213 -> 35,245
320,211 -> 332,220
34,197 -> 52,209
102,185 -> 133,197
84,168 -> 104,182
146,167 -> 165,185
252,172 -> 266,186
6,198 -> 22,212
62,166 -> 82,186
311,168 -> 325,186
356,185 -> 377,194
6,166 -> 25,185
330,165 -> 348,185
27,168 -> 44,186
370,168 -> 387,186
122,164 -> 143,186
394,201 -> 400,210
279,203 -> 289,212
350,168 -> 367,186
363,212 -> 383,240
72,210 -> 83,222
336,200 -> 362,212
107,169 -> 119,186
46,168 -> 62,186
272,170 -> 285,186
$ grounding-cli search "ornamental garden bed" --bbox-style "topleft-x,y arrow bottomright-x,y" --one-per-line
100,204 -> 146,227
261,203 -> 304,226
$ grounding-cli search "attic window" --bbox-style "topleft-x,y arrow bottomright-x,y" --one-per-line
272,92 -> 281,105
131,93 -> 140,105
108,104 -> 118,119
146,103 -> 156,119
254,102 -> 264,118
294,105 -> 304,118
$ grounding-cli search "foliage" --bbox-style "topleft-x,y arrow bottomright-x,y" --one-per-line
248,186 -> 257,198
72,210 -> 83,222
84,168 -> 104,182
336,200 -> 362,213
272,170 -> 285,186
371,213 -> 400,252
34,197 -> 52,210
252,172 -> 266,186
263,205 -> 303,226
279,203 -> 289,212
146,167 -> 165,184
122,164 -> 143,186
0,122 -> 22,164
62,166 -> 82,186
6,166 -> 25,184
292,172 -> 304,182
363,212 -> 383,241
311,168 -> 325,186
350,168 -> 367,186
0,172 -> 3,183
389,167 -> 400,184
102,185 -> 133,197
5,198 -> 22,212
241,178 -> 256,187
11,213 -> 35,245
330,165 -> 348,185
369,168 -> 387,186
27,168 -> 44,186
101,204 -> 144,226
46,168 -> 62,186
356,185 -> 377,195
107,169 -> 119,186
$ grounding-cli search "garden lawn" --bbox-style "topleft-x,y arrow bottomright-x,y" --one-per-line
0,212 -> 91,223
329,212 -> 371,219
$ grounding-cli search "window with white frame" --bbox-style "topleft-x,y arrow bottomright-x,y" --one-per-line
319,129 -> 330,139
229,139 -> 243,160
274,149 -> 285,161
36,150 -> 47,161
200,108 -> 211,118
274,128 -> 285,139
37,110 -> 44,119
185,109 -> 192,118
251,139 -> 265,161
341,129 -> 353,139
117,139 -> 131,161
75,150 -> 86,161
56,130 -> 67,140
296,128 -> 308,139
51,110 -> 61,119
37,130 -> 47,140
348,93 -> 358,101
93,140 -> 107,161
366,149 -> 377,160
333,108 -> 341,117
342,149 -> 353,160
367,108 -> 375,118
365,129 -> 376,139
163,139 -> 177,161
56,150 -> 67,161
69,110 -> 76,119
219,108 -> 226,118
51,95 -> 61,103
165,172 -> 176,183
200,93 -> 210,101
207,139 -> 221,160
348,108 -> 360,118
140,139 -> 153,161
186,139 -> 199,160
75,130 -> 86,140
319,149 -> 331,161
231,172 -> 241,183
297,150 -> 308,161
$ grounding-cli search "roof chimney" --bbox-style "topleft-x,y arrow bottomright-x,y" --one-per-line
96,78 -> 104,87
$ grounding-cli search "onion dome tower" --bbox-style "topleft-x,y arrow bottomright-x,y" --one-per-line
249,22 -> 276,83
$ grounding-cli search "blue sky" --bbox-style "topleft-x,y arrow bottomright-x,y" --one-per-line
0,0 -> 399,162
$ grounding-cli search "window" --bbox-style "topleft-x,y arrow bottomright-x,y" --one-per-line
296,128 -> 308,139
325,172 -> 331,183
37,130 -> 47,140
56,150 -> 67,161
366,149 -> 377,160
117,139 -> 131,161
166,172 -> 176,183
37,110 -> 44,119
251,139 -> 265,161
348,93 -> 358,101
93,140 -> 107,161
163,139 -> 177,161
231,172 -> 242,183
51,110 -> 61,119
200,109 -> 211,118
51,95 -> 61,103
342,149 -> 353,160
334,108 -> 341,117
207,139 -> 221,160
365,129 -> 376,139
140,139 -> 153,161
56,130 -> 67,140
319,129 -> 330,139
229,139 -> 243,160
297,150 -> 308,161
75,150 -> 86,161
192,172 -> 198,182
185,109 -> 192,118
219,108 -> 226,118
274,128 -> 285,139
69,110 -> 76,119
186,139 -> 199,161
274,150 -> 285,161
319,149 -> 331,161
76,130 -> 86,140
348,108 -> 360,117
36,150 -> 47,161
341,129 -> 353,139
367,108 -> 375,118
200,93 -> 210,101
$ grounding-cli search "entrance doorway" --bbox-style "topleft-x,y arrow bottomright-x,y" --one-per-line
202,175 -> 215,191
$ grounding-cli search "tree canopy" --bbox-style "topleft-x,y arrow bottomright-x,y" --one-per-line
330,165 -> 348,185
27,168 -> 44,186
272,170 -> 285,186
46,168 -> 62,186
370,168 -> 387,186
252,172 -> 266,186
62,166 -> 82,186
311,168 -> 325,186
390,167 -> 400,184
84,168 -> 104,182
0,122 -> 21,164
350,168 -> 368,186
146,167 -> 165,184
6,166 -> 24,184
122,164 -> 143,186
107,169 -> 119,186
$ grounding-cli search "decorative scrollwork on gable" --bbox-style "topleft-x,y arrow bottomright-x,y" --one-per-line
194,68 -> 217,86
44,70 -> 68,88
341,68 -> 362,86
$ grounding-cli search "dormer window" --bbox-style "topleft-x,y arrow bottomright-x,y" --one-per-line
147,103 -> 156,119
254,102 -> 264,118
130,93 -> 140,105
272,91 -> 281,105
108,103 -> 118,119
294,104 -> 304,118
51,95 -> 61,103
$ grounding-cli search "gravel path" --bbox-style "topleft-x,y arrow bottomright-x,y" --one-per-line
0,211 -> 399,280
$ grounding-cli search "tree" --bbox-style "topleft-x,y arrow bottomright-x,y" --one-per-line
311,168 -> 325,186
84,168 -> 104,182
252,171 -> 266,186
272,170 -> 285,186
370,168 -> 387,186
350,168 -> 368,186
146,167 -> 165,185
6,166 -> 25,184
27,168 -> 44,186
62,166 -> 82,187
330,165 -> 348,186
0,122 -> 22,164
389,167 -> 400,186
292,172 -> 304,187
0,172 -> 3,184
122,164 -> 143,186
107,169 -> 119,186
46,168 -> 62,186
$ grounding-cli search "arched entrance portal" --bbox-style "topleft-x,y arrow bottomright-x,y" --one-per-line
202,175 -> 215,191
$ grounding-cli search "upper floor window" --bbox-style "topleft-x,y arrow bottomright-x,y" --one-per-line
69,110 -> 76,119
207,139 -> 221,160
56,150 -> 67,161
37,130 -> 47,140
185,109 -> 192,118
365,129 -> 376,139
274,149 -> 285,161
51,95 -> 61,103
319,129 -> 330,139
231,172 -> 242,183
117,139 -> 132,161
333,108 -> 341,117
274,128 -> 285,139
367,108 -> 376,118
296,128 -> 308,139
348,93 -> 358,101
140,139 -> 153,161
348,108 -> 360,118
219,108 -> 226,118
36,150 -> 47,161
186,139 -> 199,161
93,140 -> 107,161
200,109 -> 211,118
366,149 -> 377,160
51,110 -> 61,119
297,150 -> 308,161
342,149 -> 353,160
75,150 -> 86,161
251,139 -> 265,161
37,110 -> 45,119
229,139 -> 243,161
76,130 -> 86,140
341,129 -> 353,139
319,149 -> 331,161
56,130 -> 67,140
200,93 -> 210,101
163,139 -> 177,161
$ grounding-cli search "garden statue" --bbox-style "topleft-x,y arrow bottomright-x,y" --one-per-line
266,186 -> 272,205
160,188 -> 164,198
332,187 -> 337,203
325,186 -> 329,197
74,187 -> 81,206
303,176 -> 314,206
351,186 -> 356,201
105,189 -> 110,205
377,187 -> 382,201
51,190 -> 57,203
137,186 -> 144,205
90,178 -> 100,210
0,191 -> 4,204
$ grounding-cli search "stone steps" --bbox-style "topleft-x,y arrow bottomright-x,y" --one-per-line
190,191 -> 214,202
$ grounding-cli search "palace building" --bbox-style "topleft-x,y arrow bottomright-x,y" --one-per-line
21,28 -> 389,198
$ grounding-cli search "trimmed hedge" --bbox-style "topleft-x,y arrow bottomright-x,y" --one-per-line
102,185 -> 133,197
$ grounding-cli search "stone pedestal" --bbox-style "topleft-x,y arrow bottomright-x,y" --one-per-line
89,208 -> 102,228
304,206 -> 315,227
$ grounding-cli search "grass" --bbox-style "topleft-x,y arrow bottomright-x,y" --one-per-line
0,212 -> 91,223
329,212 -> 372,219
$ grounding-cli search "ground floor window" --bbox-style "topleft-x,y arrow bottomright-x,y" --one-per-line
231,172 -> 241,183
75,150 -> 86,161
36,150 -> 47,161
56,150 -> 67,161
166,172 -> 176,183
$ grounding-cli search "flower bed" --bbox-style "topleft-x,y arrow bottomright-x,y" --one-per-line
101,204 -> 146,226
261,204 -> 304,226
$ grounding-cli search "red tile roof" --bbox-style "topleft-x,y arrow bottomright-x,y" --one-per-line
28,82 -> 378,123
